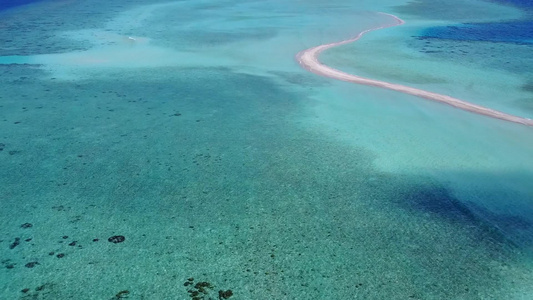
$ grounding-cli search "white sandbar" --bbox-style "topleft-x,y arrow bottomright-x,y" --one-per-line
296,13 -> 533,127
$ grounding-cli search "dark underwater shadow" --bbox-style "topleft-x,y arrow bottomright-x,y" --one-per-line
388,169 -> 533,253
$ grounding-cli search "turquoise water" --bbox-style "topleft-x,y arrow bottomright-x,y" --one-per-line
1,0 -> 532,299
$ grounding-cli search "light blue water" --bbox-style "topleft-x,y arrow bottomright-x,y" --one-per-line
1,0 -> 532,299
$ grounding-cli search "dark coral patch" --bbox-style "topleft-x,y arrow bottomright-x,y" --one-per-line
219,289 -> 233,299
9,238 -> 20,249
25,261 -> 39,268
108,235 -> 125,243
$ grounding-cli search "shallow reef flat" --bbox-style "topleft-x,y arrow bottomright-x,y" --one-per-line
0,0 -> 532,299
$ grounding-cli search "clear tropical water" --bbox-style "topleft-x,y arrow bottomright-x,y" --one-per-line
1,0 -> 532,299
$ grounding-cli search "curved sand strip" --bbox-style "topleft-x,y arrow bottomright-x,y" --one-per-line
296,13 -> 533,127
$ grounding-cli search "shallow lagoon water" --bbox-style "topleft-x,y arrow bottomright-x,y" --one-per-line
1,0 -> 533,299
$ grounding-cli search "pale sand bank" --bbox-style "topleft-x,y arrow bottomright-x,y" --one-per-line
296,13 -> 533,127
